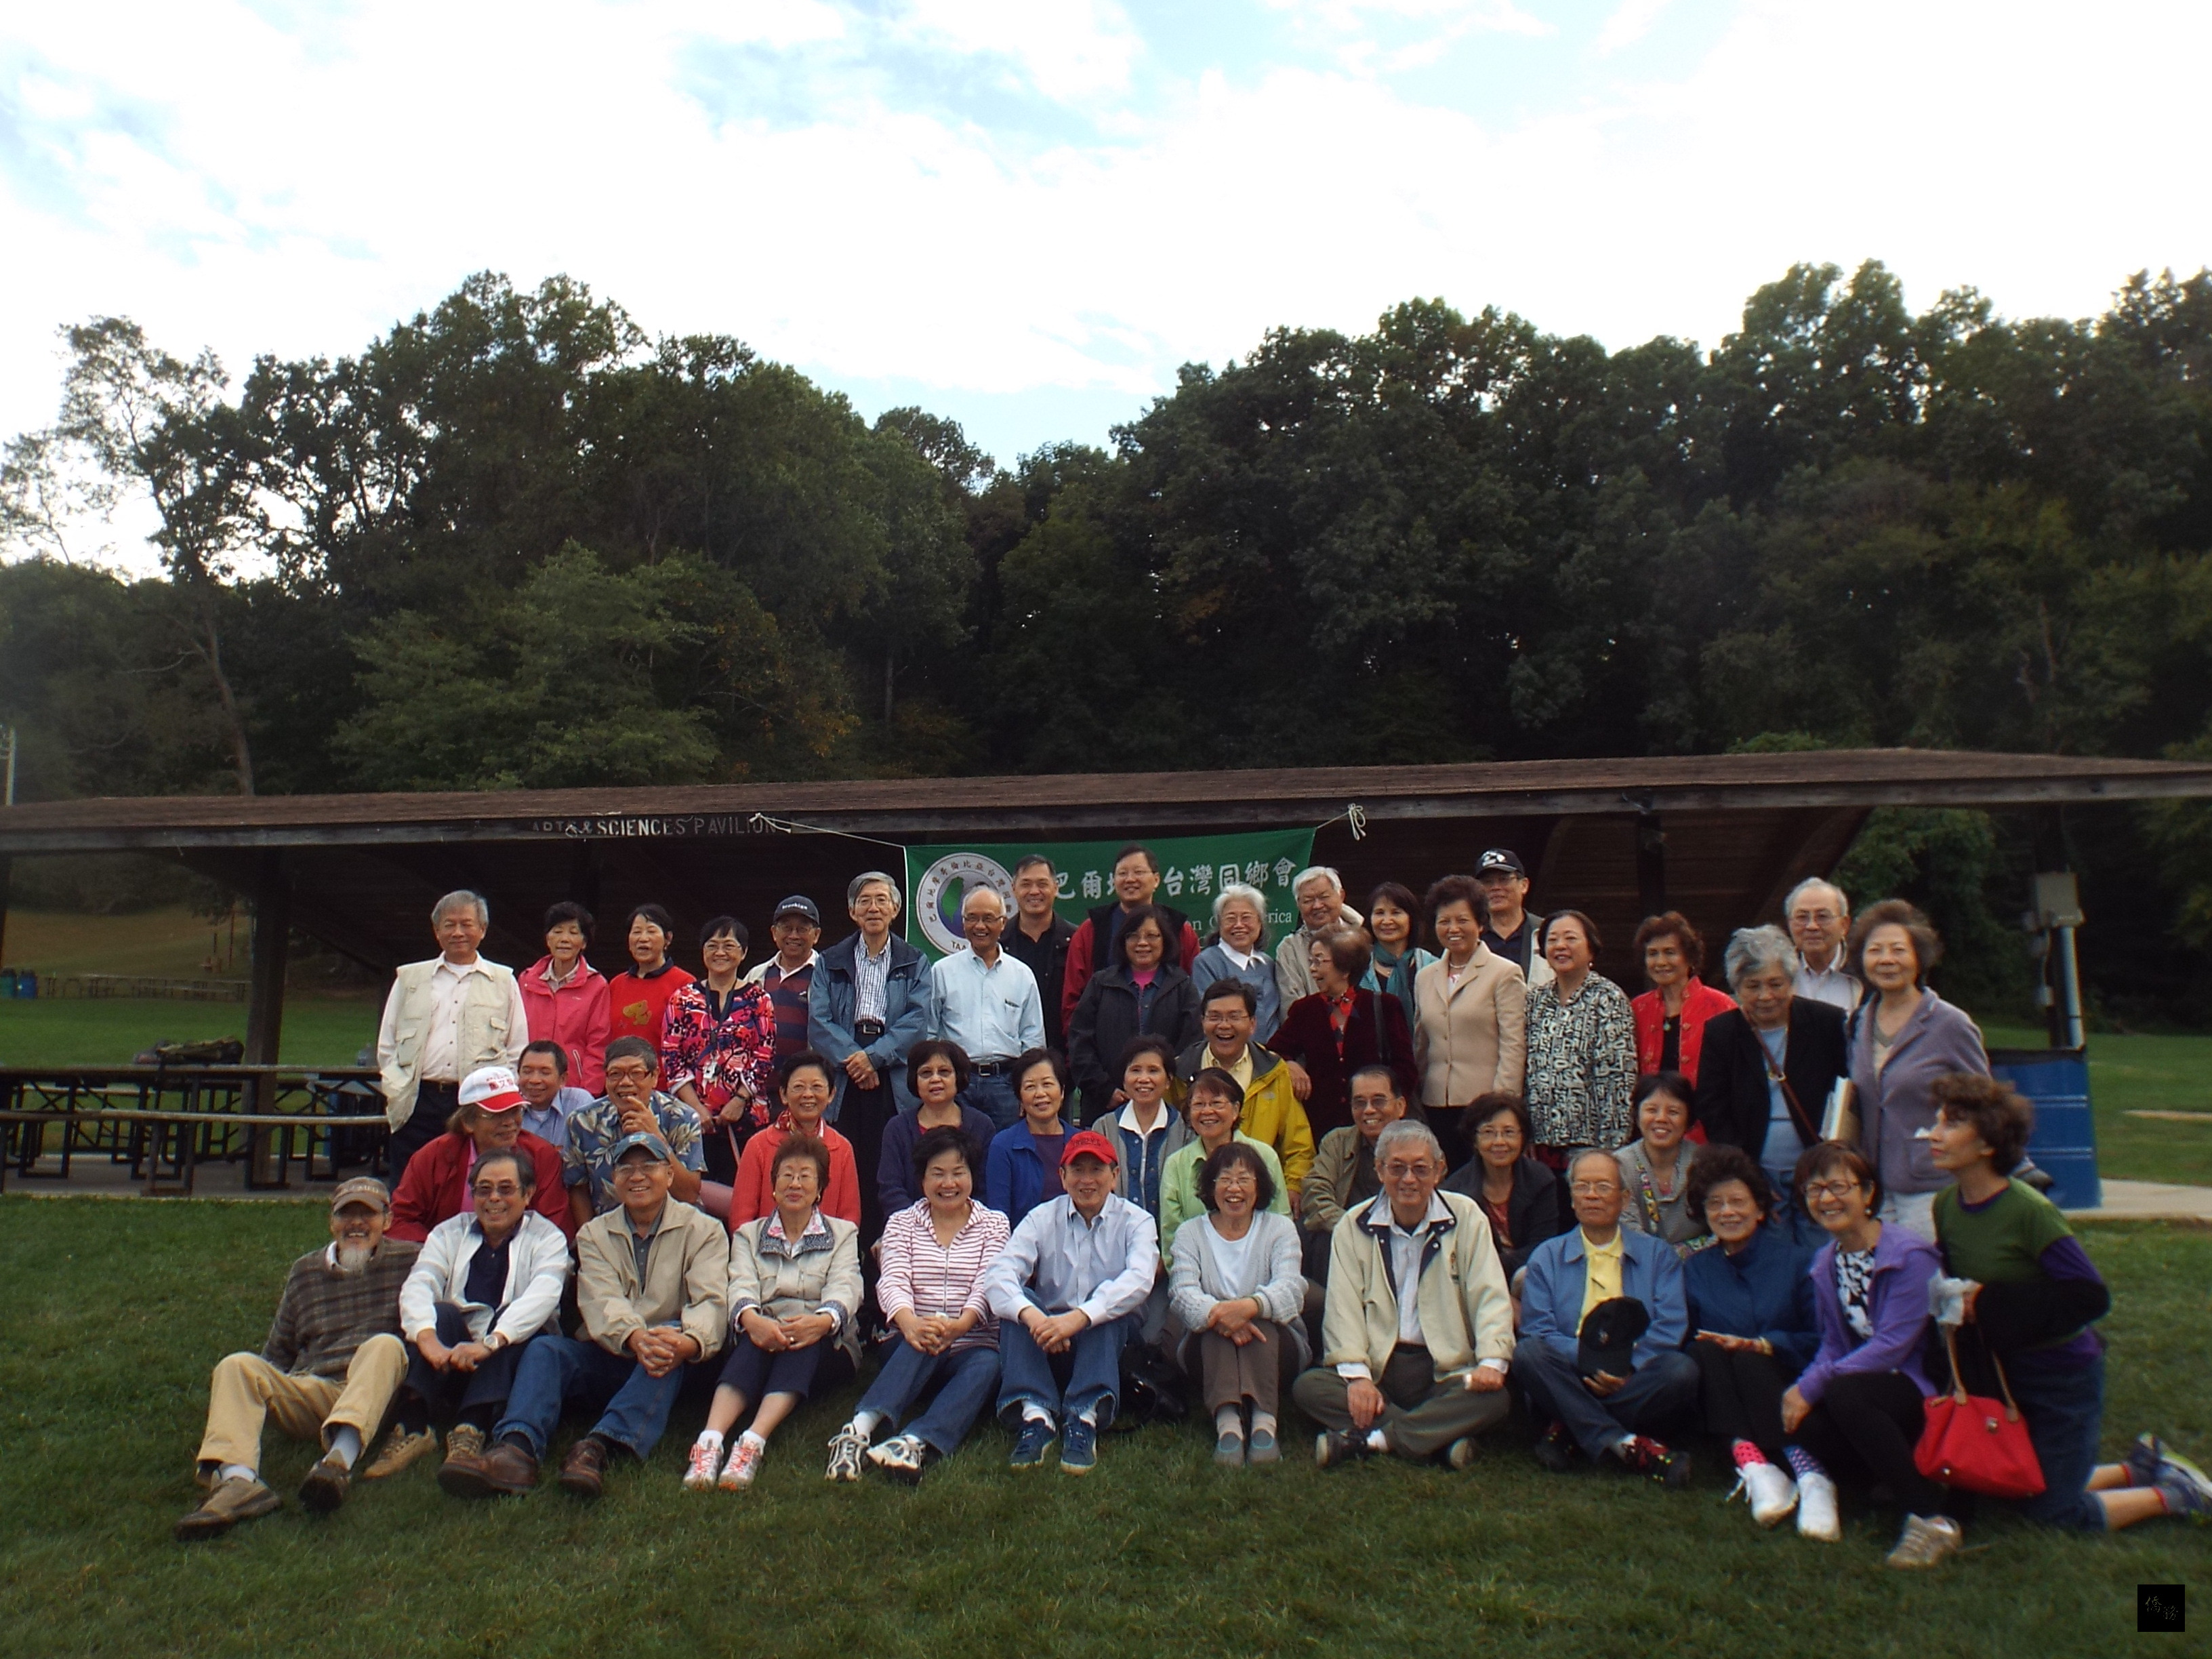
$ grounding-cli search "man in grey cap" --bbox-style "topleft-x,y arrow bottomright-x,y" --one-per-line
175,1177 -> 422,1540
744,895 -> 823,1059
457,1132 -> 729,1500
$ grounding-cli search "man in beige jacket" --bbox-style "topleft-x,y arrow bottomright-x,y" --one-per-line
376,890 -> 527,1185
455,1133 -> 729,1500
1292,1119 -> 1514,1467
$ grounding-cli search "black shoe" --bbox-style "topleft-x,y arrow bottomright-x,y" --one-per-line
1532,1423 -> 1577,1474
1616,1435 -> 1691,1490
1314,1429 -> 1374,1469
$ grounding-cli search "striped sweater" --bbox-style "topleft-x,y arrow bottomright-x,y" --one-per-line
874,1200 -> 1010,1351
262,1240 -> 422,1378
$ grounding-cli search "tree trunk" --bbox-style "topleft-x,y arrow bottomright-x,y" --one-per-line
189,590 -> 255,796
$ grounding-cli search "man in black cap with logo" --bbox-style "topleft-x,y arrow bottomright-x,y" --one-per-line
1475,849 -> 1550,989
744,895 -> 823,1059
1514,1149 -> 1698,1486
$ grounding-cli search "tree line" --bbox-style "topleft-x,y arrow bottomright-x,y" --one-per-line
2,263 -> 2209,1019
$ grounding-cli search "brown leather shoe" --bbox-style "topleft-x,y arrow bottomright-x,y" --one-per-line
468,1440 -> 539,1497
558,1435 -> 611,1498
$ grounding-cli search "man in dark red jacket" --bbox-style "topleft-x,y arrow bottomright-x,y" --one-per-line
1059,844 -> 1202,1031
386,1065 -> 574,1243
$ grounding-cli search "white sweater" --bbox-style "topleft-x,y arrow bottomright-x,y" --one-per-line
398,1210 -> 571,1345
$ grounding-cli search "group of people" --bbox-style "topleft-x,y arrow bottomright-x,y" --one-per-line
175,857 -> 2211,1571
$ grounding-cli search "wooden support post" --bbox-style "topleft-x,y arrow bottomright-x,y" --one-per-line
0,853 -> 12,972
1636,812 -> 1667,920
245,851 -> 290,1186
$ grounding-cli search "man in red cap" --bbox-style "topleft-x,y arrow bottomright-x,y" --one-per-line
979,1129 -> 1158,1475
386,1064 -> 573,1243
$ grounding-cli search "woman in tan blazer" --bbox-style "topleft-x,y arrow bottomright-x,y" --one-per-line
1412,874 -> 1528,1169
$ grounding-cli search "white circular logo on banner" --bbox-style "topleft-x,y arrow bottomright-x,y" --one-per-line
914,853 -> 1015,956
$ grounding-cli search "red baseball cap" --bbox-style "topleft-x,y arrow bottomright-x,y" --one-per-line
1059,1129 -> 1119,1168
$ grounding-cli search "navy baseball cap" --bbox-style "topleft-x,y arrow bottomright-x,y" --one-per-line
1476,848 -> 1526,878
772,895 -> 822,924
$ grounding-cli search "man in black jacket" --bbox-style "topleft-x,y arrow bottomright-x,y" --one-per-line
1006,854 -> 1079,1050
1692,925 -> 1847,1244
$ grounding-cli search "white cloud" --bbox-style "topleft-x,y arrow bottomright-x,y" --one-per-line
0,0 -> 2207,514
1595,0 -> 1673,55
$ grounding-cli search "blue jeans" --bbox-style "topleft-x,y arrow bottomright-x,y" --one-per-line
997,1306 -> 1134,1429
1516,1342 -> 1701,1458
857,1340 -> 1003,1454
2006,1351 -> 2108,1532
493,1332 -> 693,1460
962,1074 -> 1020,1132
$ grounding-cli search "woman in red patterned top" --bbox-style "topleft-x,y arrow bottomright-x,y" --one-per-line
663,918 -> 778,1129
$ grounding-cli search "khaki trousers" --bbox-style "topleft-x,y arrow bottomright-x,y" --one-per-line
195,1334 -> 408,1471
1292,1342 -> 1511,1458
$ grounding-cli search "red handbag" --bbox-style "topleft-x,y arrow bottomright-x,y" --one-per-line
1915,1327 -> 2046,1499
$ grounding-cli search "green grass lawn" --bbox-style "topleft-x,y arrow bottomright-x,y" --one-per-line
0,1197 -> 2205,1658
3,905 -> 251,979
0,994 -> 382,1070
1983,1025 -> 2212,1187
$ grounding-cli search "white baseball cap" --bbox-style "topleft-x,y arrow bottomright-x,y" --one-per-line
459,1065 -> 525,1113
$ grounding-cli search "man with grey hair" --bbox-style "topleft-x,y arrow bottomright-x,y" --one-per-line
1693,926 -> 1848,1240
810,870 -> 937,1242
1785,878 -> 1859,1012
377,890 -> 527,1185
930,883 -> 1044,1130
1292,1117 -> 1515,1468
1273,865 -> 1366,1010
1515,1148 -> 1698,1486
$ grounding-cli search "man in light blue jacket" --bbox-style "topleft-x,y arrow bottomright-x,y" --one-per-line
1517,1149 -> 1699,1487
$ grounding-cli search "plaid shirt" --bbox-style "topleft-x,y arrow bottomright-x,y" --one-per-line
659,981 -> 778,1122
262,1240 -> 422,1379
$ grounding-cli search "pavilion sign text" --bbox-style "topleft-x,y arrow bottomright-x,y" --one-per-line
523,815 -> 767,839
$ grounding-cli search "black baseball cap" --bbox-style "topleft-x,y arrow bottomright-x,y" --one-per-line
1476,848 -> 1526,878
1577,1296 -> 1650,1380
772,895 -> 821,924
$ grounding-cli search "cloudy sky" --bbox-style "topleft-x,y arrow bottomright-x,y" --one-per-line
3,0 -> 2207,477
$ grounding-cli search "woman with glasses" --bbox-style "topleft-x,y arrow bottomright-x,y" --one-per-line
1441,1091 -> 1562,1281
661,918 -> 779,1210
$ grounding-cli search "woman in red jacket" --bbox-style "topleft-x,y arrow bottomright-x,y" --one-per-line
518,901 -> 611,1095
386,1065 -> 573,1242
1631,912 -> 1736,1084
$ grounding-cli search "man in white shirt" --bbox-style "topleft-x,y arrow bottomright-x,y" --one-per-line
1786,878 -> 1861,1013
377,890 -> 528,1185
1293,1119 -> 1514,1468
930,886 -> 1044,1131
981,1131 -> 1158,1475
1274,866 -> 1366,1008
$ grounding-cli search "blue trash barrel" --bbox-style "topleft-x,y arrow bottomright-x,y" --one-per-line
1988,1048 -> 2100,1212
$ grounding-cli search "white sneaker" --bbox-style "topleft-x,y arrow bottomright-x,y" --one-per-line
719,1437 -> 764,1490
682,1439 -> 723,1491
1742,1460 -> 1799,1528
1885,1513 -> 1961,1569
1796,1472 -> 1841,1541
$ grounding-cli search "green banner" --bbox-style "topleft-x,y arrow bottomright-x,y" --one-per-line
903,830 -> 1319,962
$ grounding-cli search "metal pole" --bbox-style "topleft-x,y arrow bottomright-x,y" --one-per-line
2,724 -> 15,807
2055,924 -> 2085,1050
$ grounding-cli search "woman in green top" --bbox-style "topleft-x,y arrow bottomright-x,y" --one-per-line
1928,1073 -> 2211,1536
1158,1068 -> 1288,1265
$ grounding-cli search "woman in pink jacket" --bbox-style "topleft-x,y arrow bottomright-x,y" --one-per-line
518,901 -> 611,1095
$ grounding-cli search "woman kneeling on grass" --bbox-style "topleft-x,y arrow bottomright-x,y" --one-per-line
1926,1073 -> 2212,1549
686,1135 -> 861,1490
1168,1140 -> 1307,1467
825,1125 -> 1011,1483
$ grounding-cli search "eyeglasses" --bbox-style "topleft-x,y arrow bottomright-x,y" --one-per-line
1379,1162 -> 1437,1180
1474,1126 -> 1521,1143
1569,1181 -> 1620,1195
605,1065 -> 654,1082
1803,1179 -> 1864,1200
472,1181 -> 523,1198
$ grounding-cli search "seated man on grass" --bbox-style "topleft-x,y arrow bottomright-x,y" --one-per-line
1516,1148 -> 1700,1488
449,1132 -> 729,1500
981,1130 -> 1158,1475
175,1178 -> 420,1540
1292,1120 -> 1514,1469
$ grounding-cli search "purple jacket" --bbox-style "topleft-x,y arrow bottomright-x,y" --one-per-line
1848,988 -> 1988,1198
1795,1223 -> 1940,1404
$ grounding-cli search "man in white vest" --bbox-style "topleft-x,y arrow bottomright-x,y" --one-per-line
377,890 -> 528,1185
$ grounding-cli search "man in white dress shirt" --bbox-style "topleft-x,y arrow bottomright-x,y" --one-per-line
931,886 -> 1045,1131
376,890 -> 528,1185
1786,879 -> 1861,1014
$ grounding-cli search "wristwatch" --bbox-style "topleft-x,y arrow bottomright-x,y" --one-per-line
484,1332 -> 508,1353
